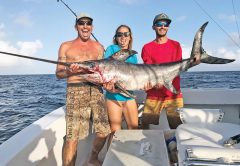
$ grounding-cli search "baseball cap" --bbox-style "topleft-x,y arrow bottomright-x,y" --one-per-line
153,13 -> 171,25
76,13 -> 93,22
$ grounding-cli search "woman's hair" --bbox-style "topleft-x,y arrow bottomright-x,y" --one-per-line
113,25 -> 133,50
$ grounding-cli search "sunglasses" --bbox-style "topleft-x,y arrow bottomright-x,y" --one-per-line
77,20 -> 92,26
115,32 -> 131,38
154,21 -> 170,27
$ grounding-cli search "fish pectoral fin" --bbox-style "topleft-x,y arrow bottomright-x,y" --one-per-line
163,80 -> 178,94
119,92 -> 135,98
115,82 -> 136,98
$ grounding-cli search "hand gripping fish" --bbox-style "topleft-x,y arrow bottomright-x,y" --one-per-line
75,22 -> 235,98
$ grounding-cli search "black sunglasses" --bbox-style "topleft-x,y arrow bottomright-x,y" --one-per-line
115,32 -> 131,38
77,20 -> 92,26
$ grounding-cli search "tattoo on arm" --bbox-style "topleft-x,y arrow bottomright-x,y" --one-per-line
59,56 -> 67,62
56,55 -> 68,78
56,67 -> 68,79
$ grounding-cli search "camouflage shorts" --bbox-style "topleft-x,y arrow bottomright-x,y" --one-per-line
66,83 -> 111,140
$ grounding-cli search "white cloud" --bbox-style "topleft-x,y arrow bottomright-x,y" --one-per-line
17,40 -> 43,55
0,23 -> 4,29
0,21 -> 44,74
119,0 -> 138,5
23,0 -> 40,2
182,44 -> 240,71
218,14 -> 236,22
215,47 -> 240,61
182,44 -> 192,59
182,44 -> 239,61
0,40 -> 43,67
14,12 -> 33,27
225,32 -> 240,47
0,23 -> 6,39
0,41 -> 19,66
176,16 -> 187,22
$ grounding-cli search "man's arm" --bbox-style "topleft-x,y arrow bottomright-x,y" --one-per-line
141,45 -> 162,90
97,44 -> 105,60
141,46 -> 152,64
55,43 -> 70,79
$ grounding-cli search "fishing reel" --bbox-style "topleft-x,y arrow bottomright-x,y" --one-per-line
223,134 -> 240,147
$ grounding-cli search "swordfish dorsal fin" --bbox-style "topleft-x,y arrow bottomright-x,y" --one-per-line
110,49 -> 138,61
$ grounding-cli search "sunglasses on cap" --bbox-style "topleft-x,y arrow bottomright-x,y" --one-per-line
154,21 -> 170,27
77,20 -> 92,26
115,32 -> 131,38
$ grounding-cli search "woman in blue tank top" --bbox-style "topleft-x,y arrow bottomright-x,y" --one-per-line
104,25 -> 138,146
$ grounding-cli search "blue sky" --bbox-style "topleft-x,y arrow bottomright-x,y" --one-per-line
0,0 -> 240,75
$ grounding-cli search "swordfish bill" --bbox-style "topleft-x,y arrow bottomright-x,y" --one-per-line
0,49 -> 137,68
75,22 -> 235,98
0,51 -> 70,67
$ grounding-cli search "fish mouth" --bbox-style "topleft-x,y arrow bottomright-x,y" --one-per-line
77,63 -> 96,74
81,69 -> 95,74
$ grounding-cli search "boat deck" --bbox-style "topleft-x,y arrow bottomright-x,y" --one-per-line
103,130 -> 170,166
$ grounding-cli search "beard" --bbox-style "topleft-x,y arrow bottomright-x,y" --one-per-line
156,28 -> 167,37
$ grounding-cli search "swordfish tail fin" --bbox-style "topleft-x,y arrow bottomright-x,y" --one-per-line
200,51 -> 235,64
190,21 -> 235,65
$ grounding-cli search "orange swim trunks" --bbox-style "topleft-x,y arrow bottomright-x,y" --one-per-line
142,96 -> 184,129
66,83 -> 111,140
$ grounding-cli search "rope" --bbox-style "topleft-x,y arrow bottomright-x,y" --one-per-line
193,0 -> 240,49
232,0 -> 240,44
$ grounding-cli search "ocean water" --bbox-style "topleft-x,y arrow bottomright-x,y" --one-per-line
0,71 -> 240,145
0,75 -> 66,145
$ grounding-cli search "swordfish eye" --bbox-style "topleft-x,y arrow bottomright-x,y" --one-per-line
88,62 -> 96,69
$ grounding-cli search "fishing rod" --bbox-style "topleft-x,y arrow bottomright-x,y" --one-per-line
0,51 -> 70,67
57,0 -> 100,43
57,0 -> 77,17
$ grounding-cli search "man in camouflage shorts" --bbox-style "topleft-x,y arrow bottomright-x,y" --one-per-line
56,13 -> 111,166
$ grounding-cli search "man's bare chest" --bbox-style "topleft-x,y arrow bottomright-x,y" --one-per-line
66,49 -> 99,62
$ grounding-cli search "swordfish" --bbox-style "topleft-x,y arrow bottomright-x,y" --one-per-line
75,22 -> 235,97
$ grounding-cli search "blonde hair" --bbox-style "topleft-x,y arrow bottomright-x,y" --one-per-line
113,25 -> 133,50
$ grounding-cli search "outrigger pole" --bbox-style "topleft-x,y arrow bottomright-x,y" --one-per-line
57,0 -> 100,43
0,51 -> 70,67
